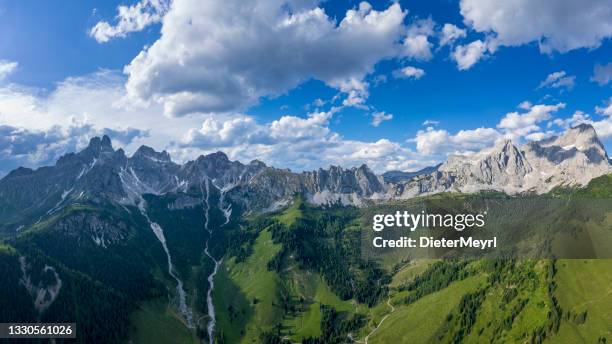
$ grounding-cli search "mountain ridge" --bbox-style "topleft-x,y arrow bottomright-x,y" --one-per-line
1,124 -> 610,232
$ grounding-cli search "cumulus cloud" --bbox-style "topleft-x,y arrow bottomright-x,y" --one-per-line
371,111 -> 393,127
591,62 -> 612,86
460,0 -> 612,54
0,123 -> 147,176
177,110 -> 424,173
497,102 -> 566,139
413,102 -> 573,157
439,23 -> 467,46
518,101 -> 532,110
552,110 -> 592,129
90,0 -> 170,43
402,18 -> 435,61
537,71 -> 575,90
124,0 -> 414,117
0,60 -> 18,81
0,70 -> 203,174
0,68 -> 435,175
552,103 -> 612,140
422,120 -> 439,126
414,126 -> 500,156
393,66 -> 425,80
452,40 -> 487,70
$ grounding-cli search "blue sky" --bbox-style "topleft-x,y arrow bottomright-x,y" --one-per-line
0,0 -> 611,175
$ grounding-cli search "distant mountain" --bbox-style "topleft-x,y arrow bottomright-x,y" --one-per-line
389,124 -> 611,198
382,165 -> 440,183
1,124 -> 610,232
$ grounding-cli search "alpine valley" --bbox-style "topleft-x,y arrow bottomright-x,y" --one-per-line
1,124 -> 611,344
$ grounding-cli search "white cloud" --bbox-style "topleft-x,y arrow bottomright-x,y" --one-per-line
402,18 -> 435,61
0,122 -> 148,176
518,101 -> 532,110
393,66 -> 425,79
178,111 -> 424,173
371,111 -> 393,127
90,0 -> 170,43
452,40 -> 487,70
422,119 -> 439,126
537,71 -> 575,90
124,0 -> 412,117
596,97 -> 612,117
552,110 -> 591,129
591,62 -> 612,86
0,68 -> 435,175
414,126 -> 500,156
439,23 -> 467,46
497,102 -> 566,139
524,131 -> 556,142
460,0 -> 612,54
0,60 -> 18,81
552,106 -> 612,140
592,118 -> 612,139
0,70 -> 207,174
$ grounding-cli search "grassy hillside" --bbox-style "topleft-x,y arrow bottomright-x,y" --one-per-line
1,174 -> 610,343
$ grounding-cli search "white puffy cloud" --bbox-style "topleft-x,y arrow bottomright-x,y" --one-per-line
414,126 -> 500,155
124,0 -> 413,117
393,66 -> 425,79
402,18 -> 435,61
0,70 -> 205,174
413,102 -> 574,158
518,101 -> 532,110
184,116 -> 270,147
537,71 -> 575,90
552,105 -> 612,140
0,60 -> 18,81
422,120 -> 439,126
452,40 -> 487,70
0,122 -> 147,176
90,0 -> 170,43
439,23 -> 467,46
591,62 -> 612,86
371,111 -> 393,127
177,110 -> 426,173
552,110 -> 592,129
497,102 -> 566,138
460,0 -> 612,54
0,68 -> 436,175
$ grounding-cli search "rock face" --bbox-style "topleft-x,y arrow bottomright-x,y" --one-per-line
0,124 -> 610,230
391,124 -> 611,197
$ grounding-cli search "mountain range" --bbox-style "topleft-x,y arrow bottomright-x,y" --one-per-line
1,123 -> 610,234
0,124 -> 611,344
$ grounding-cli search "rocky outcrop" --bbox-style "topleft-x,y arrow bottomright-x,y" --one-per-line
391,124 -> 611,197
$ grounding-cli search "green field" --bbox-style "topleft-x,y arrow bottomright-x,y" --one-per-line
214,229 -> 284,342
370,274 -> 487,343
129,298 -> 198,344
551,260 -> 612,343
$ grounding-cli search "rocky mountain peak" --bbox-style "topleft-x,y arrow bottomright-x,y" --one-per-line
553,123 -> 603,151
248,159 -> 267,168
77,135 -> 117,161
198,151 -> 229,163
86,135 -> 113,151
133,145 -> 172,163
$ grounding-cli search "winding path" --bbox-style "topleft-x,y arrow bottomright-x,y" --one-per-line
352,296 -> 396,344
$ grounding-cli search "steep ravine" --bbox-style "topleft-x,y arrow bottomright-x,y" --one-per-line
201,178 -> 222,342
138,202 -> 194,328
